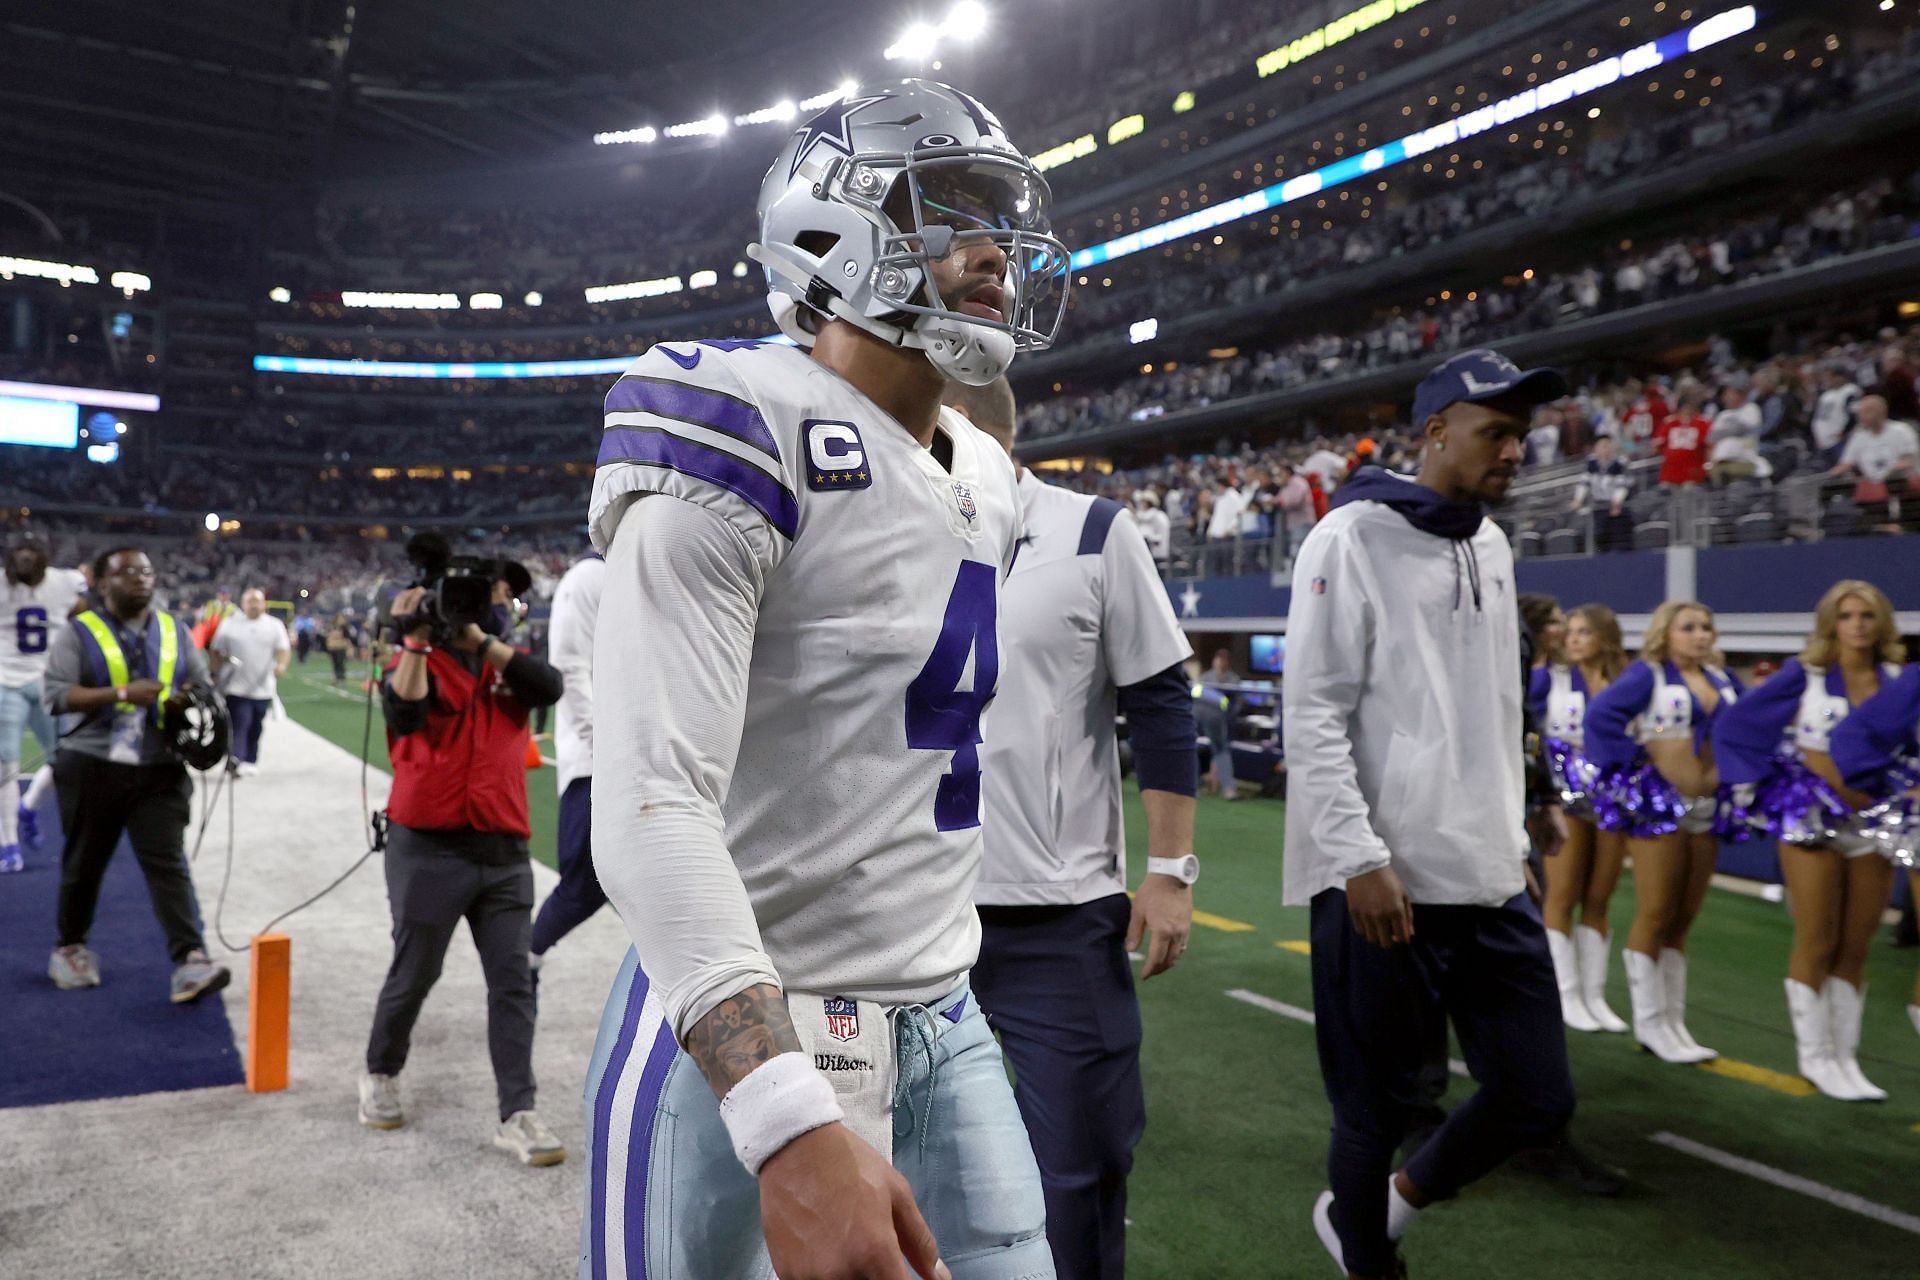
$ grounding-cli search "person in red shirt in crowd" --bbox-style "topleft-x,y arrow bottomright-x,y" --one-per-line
1620,378 -> 1671,457
1654,385 -> 1712,486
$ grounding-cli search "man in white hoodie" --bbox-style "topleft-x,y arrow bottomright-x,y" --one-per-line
1285,349 -> 1577,1280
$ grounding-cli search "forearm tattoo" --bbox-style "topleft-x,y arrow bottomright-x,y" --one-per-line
685,984 -> 802,1099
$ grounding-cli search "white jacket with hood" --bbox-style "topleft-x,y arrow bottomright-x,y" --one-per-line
1281,468 -> 1528,908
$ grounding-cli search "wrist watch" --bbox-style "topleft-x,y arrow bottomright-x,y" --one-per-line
1146,854 -> 1200,886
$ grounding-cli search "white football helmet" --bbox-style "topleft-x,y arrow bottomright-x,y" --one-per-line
750,78 -> 1072,385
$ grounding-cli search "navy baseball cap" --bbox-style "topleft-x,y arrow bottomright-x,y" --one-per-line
1412,348 -> 1568,426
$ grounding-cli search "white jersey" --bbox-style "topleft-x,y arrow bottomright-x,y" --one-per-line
1,569 -> 85,686
588,339 -> 1021,1038
980,472 -> 1191,906
547,555 -> 606,793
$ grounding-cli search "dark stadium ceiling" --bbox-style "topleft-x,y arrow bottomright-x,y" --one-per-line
0,0 -> 919,203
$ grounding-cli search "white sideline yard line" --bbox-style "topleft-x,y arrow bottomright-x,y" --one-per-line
1226,988 -> 1469,1078
1648,1132 -> 1920,1236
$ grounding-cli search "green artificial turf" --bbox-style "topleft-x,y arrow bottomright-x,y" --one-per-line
283,664 -> 1918,1277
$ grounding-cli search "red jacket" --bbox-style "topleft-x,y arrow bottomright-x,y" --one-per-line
384,647 -> 533,837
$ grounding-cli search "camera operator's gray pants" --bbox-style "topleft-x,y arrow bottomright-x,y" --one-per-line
366,827 -> 537,1120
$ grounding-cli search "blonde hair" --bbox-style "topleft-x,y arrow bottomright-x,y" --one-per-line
1800,580 -> 1905,668
1641,600 -> 1722,667
1569,603 -> 1628,682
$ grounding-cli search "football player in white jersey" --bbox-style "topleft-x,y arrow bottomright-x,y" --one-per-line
580,79 -> 1071,1280
1,539 -> 86,872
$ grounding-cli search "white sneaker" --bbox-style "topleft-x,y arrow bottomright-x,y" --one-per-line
358,1072 -> 405,1130
48,944 -> 102,989
1311,1191 -> 1345,1275
238,762 -> 260,778
494,1109 -> 566,1167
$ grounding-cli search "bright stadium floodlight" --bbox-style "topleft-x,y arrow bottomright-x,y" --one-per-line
205,513 -> 220,533
732,260 -> 750,278
885,22 -> 940,61
114,421 -> 127,435
468,292 -> 503,309
594,125 -> 658,145
110,271 -> 152,296
268,286 -> 292,303
523,291 -> 543,306
688,269 -> 719,289
946,1 -> 988,39
1129,317 -> 1159,344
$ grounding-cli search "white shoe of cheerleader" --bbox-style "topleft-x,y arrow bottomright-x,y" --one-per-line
1546,928 -> 1602,1032
1624,950 -> 1694,1064
1823,978 -> 1886,1102
1575,925 -> 1630,1033
1785,979 -> 1862,1100
1659,949 -> 1717,1063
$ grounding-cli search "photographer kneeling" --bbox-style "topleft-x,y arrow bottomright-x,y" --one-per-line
358,568 -> 567,1168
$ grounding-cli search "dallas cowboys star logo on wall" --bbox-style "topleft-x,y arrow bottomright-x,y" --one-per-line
788,92 -> 896,180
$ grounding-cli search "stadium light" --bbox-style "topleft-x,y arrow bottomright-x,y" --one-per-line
341,291 -> 460,309
584,275 -> 684,303
110,271 -> 152,296
1129,317 -> 1160,344
468,292 -> 503,309
947,1 -> 989,39
732,260 -> 750,278
113,421 -> 127,435
665,114 -> 729,138
205,513 -> 220,533
593,125 -> 659,146
524,291 -> 543,306
688,269 -> 719,289
0,255 -> 100,287
268,286 -> 292,303
886,22 -> 940,61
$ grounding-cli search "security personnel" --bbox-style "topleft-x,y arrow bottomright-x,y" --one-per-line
953,378 -> 1200,1280
40,545 -> 230,1002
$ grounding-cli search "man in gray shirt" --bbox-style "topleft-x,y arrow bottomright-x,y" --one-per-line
41,545 -> 230,1002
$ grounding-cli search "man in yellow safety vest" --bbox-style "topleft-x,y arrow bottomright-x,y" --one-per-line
39,546 -> 230,1002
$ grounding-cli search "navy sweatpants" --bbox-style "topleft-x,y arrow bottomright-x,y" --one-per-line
1311,888 -> 1574,1277
531,777 -> 606,955
973,893 -> 1145,1280
227,696 -> 270,764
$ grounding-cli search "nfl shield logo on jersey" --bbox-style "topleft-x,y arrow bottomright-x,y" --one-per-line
823,997 -> 860,1041
951,481 -> 977,522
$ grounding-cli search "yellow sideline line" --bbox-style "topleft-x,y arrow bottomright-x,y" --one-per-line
1191,909 -> 1257,933
1693,1056 -> 1817,1097
1275,940 -> 1312,955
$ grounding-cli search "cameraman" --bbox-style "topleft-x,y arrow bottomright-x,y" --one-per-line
358,570 -> 567,1168
41,546 -> 231,1002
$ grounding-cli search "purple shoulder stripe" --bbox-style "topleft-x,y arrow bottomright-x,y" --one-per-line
597,428 -> 800,541
605,374 -> 781,461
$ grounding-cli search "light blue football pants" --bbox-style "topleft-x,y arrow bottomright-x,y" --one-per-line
578,947 -> 1054,1280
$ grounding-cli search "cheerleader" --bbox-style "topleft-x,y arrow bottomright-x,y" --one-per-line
1529,604 -> 1632,1034
1584,601 -> 1742,1064
1714,581 -> 1903,1100
1831,662 -> 1920,1042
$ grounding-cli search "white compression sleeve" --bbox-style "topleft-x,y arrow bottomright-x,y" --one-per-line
591,495 -> 785,1041
22,766 -> 55,813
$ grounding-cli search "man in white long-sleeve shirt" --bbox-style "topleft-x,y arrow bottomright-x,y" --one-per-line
1285,349 -> 1576,1280
577,81 -> 1063,1280
529,551 -> 606,964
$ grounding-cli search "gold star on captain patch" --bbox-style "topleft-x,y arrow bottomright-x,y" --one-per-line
856,471 -> 868,481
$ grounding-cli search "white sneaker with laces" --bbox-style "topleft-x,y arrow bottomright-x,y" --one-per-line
49,944 -> 102,989
358,1072 -> 405,1130
494,1109 -> 566,1167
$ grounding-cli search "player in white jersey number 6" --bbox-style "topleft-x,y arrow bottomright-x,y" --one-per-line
580,79 -> 1072,1280
1,538 -> 87,873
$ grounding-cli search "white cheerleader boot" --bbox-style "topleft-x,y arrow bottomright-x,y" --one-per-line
1575,925 -> 1630,1033
1823,978 -> 1886,1102
1624,950 -> 1693,1063
1910,1003 -> 1920,1039
1547,929 -> 1602,1032
1659,949 -> 1717,1063
1785,979 -> 1860,1100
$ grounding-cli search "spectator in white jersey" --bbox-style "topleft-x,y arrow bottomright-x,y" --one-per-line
209,588 -> 290,777
528,549 -> 608,966
950,376 -> 1198,1280
1828,394 -> 1920,533
1811,363 -> 1864,466
1131,490 -> 1172,572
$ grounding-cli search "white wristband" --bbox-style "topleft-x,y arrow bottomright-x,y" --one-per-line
717,1051 -> 843,1175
